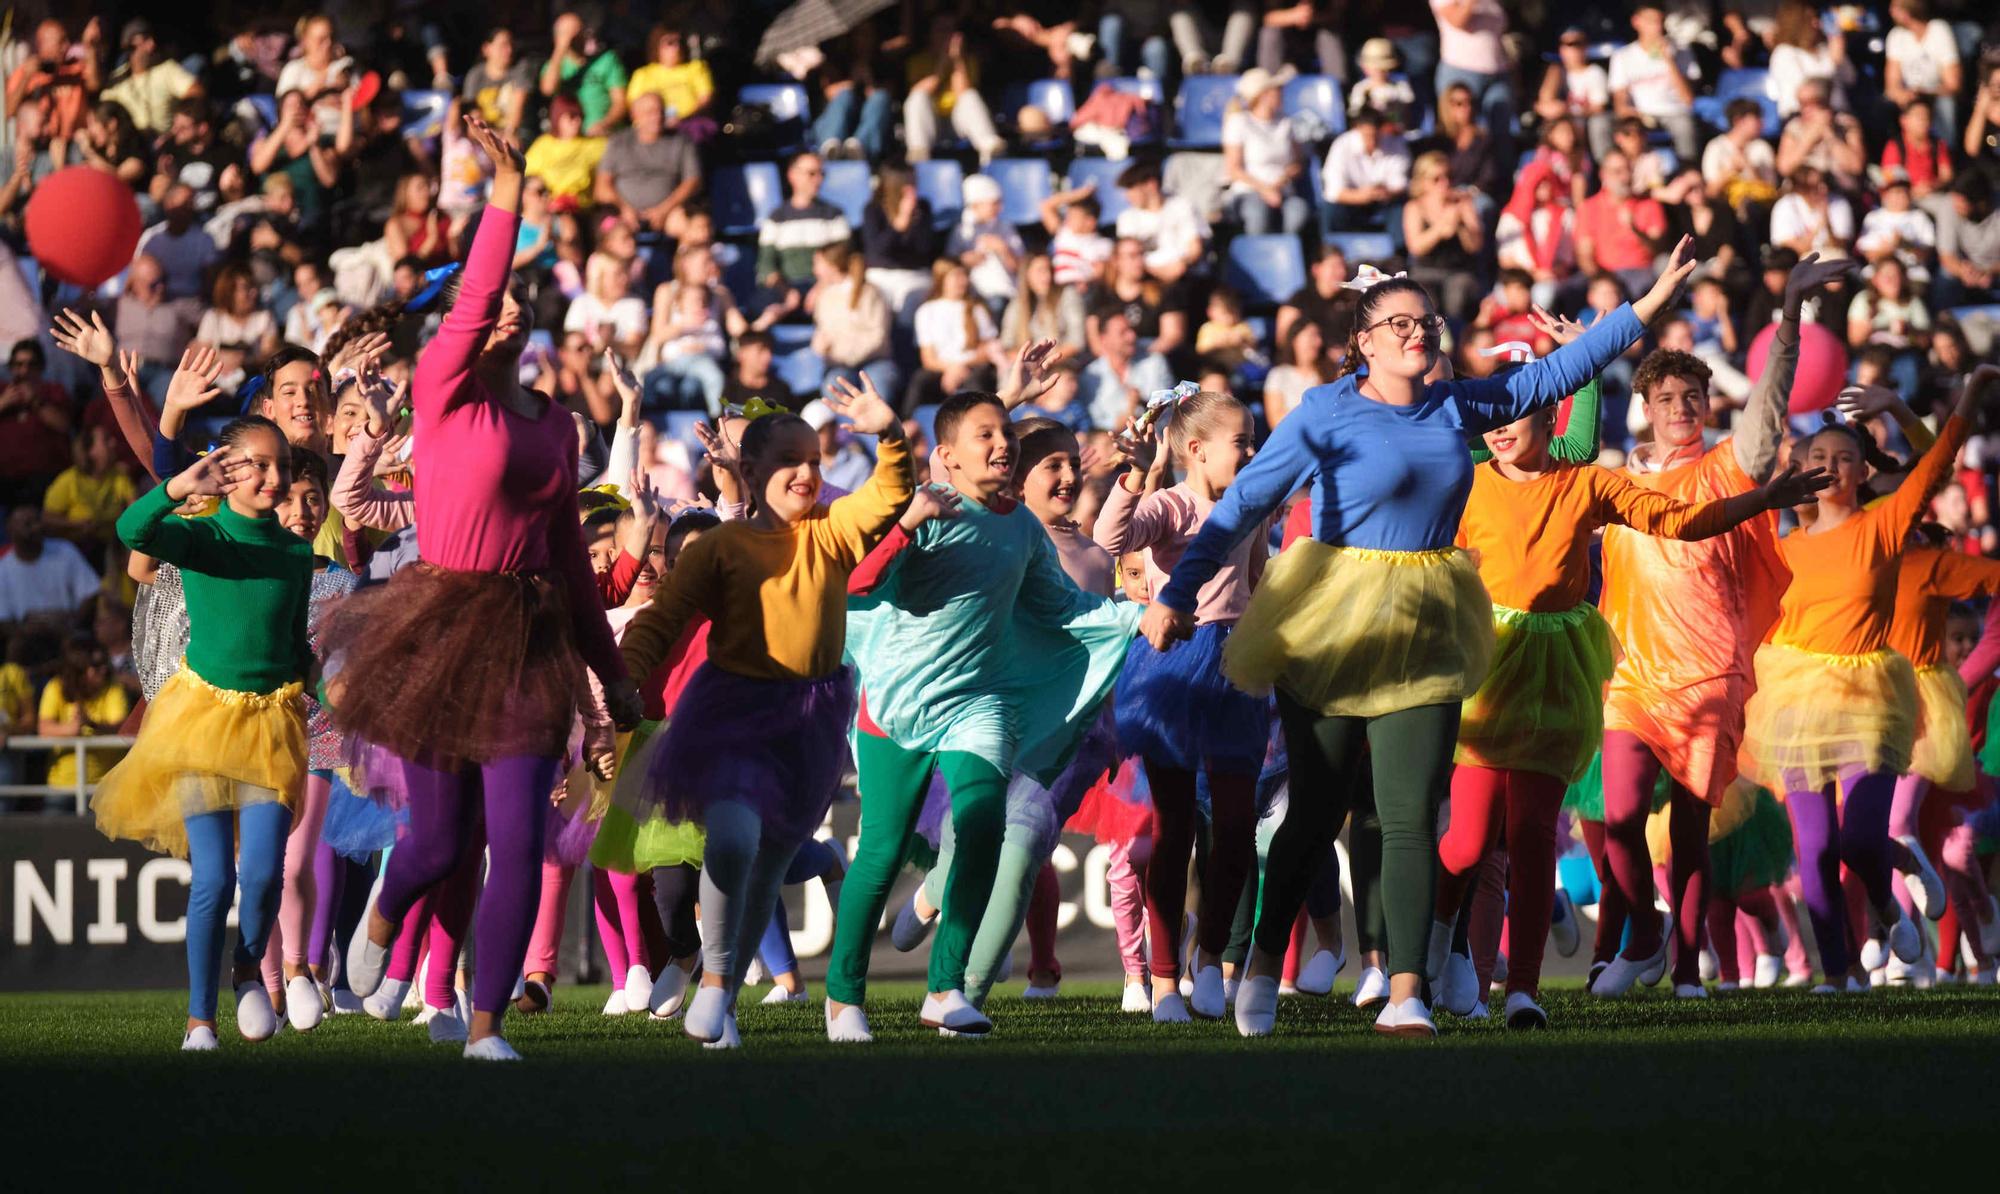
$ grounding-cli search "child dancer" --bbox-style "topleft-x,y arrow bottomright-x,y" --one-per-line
620,377 -> 913,1048
1097,387 -> 1268,1022
831,392 -> 1140,1041
1737,367 -> 1993,991
92,413 -> 315,1050
331,115 -> 643,1062
1143,249 -> 1696,1038
1700,781 -> 1795,989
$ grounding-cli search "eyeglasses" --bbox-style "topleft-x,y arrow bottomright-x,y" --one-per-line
1363,313 -> 1447,339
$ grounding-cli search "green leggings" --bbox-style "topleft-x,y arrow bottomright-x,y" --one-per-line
1256,695 -> 1458,977
826,734 -> 1008,1004
920,796 -> 1052,1006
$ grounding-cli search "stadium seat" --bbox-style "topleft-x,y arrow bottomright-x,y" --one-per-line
769,323 -> 816,352
243,93 -> 277,131
1107,76 -> 1165,105
912,404 -> 941,447
1171,74 -> 1239,149
664,410 -> 708,449
1021,77 -> 1077,127
776,346 -> 826,399
1223,234 -> 1307,309
1324,231 -> 1395,264
1715,68 -> 1771,102
737,81 -> 810,123
985,158 -> 1054,226
819,159 -> 874,226
1282,74 -> 1345,137
710,162 -> 783,238
915,158 -> 965,229
1066,157 -> 1131,225
400,90 -> 450,141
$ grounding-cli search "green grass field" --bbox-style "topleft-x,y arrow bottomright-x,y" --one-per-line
7,980 -> 1998,1188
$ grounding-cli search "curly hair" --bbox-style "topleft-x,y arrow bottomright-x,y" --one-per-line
1631,349 -> 1712,401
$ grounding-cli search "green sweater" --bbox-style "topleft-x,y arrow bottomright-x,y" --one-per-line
117,484 -> 315,694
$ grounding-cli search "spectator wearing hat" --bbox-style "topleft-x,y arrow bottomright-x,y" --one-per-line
1114,161 -> 1208,285
1884,0 -> 1963,140
1224,67 -> 1310,236
524,95 -> 607,205
1431,0 -> 1515,155
801,399 -> 876,494
1775,78 -> 1866,197
1349,39 -> 1417,132
1858,166 -> 1937,286
1322,108 -> 1410,235
595,92 -> 702,239
100,20 -> 200,137
948,173 -> 1025,307
1608,4 -> 1700,161
1536,28 -> 1613,160
1935,172 -> 2000,309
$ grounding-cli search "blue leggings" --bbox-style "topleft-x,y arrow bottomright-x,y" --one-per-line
186,801 -> 293,1021
755,838 -> 843,977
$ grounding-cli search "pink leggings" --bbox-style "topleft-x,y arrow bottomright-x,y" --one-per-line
1704,884 -> 1781,983
524,863 -> 658,981
523,862 -> 575,979
1107,836 -> 1150,979
386,830 -> 482,1010
260,772 -> 332,993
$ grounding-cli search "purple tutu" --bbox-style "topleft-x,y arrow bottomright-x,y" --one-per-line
1115,622 -> 1269,775
644,663 -> 856,847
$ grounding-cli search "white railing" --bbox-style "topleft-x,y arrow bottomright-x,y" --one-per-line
0,736 -> 136,815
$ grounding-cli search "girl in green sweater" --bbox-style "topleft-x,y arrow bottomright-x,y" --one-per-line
93,413 -> 316,1052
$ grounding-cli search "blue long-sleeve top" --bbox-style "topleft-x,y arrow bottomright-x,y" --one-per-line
1156,303 -> 1646,614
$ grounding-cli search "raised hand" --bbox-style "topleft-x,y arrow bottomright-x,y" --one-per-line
328,330 -> 392,377
163,344 -> 226,414
462,111 -> 524,175
628,466 -> 661,526
363,377 -> 404,439
116,349 -> 141,390
1527,305 -> 1587,347
1113,416 -> 1160,476
604,348 -> 642,422
1784,252 -> 1856,310
166,447 -> 251,501
1002,338 -> 1063,409
1758,462 -> 1833,510
1635,235 -> 1700,324
898,482 -> 964,532
51,308 -> 117,368
692,419 -> 742,477
823,372 -> 900,437
1833,383 -> 1906,422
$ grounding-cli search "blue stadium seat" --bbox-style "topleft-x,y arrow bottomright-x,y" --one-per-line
1947,304 -> 2000,325
1021,77 -> 1077,127
715,242 -> 755,306
915,159 -> 965,229
1714,68 -> 1770,102
985,158 -> 1054,226
1171,74 -> 1239,149
1065,157 -> 1131,226
710,163 -> 783,238
244,93 -> 278,131
819,159 -> 874,226
664,411 -> 708,449
1224,235 -> 1307,309
400,90 -> 450,140
1324,232 -> 1394,264
769,323 -> 816,351
912,404 -> 941,447
1107,76 -> 1165,105
1282,74 -> 1345,136
776,346 -> 826,399
738,82 -> 810,123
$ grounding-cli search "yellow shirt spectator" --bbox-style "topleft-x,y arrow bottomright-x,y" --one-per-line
39,676 -> 132,788
43,465 -> 136,541
524,134 -> 608,203
0,662 -> 33,735
628,59 -> 714,124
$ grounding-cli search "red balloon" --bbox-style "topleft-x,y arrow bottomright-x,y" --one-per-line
24,167 -> 144,289
1747,319 -> 1849,416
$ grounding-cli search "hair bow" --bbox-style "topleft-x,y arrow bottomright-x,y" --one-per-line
1341,264 -> 1408,292
407,263 -> 463,314
1137,379 -> 1200,430
1479,341 -> 1536,364
725,397 -> 788,423
577,483 -> 633,518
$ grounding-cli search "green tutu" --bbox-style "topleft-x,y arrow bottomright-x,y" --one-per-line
1457,602 -> 1618,783
1708,786 -> 1794,893
588,720 -> 706,873
1561,748 -> 1671,821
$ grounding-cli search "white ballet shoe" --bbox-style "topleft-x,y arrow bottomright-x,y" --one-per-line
344,916 -> 390,998
1439,951 -> 1480,1016
1753,954 -> 1783,989
1698,948 -> 1719,983
602,988 -> 632,1016
462,1035 -> 522,1061
234,982 -> 277,1042
701,1014 -> 741,1050
1423,917 -> 1452,982
761,984 -> 809,1005
1549,890 -> 1581,958
1881,901 -> 1921,965
1223,976 -> 1240,1006
1641,913 -> 1673,986
1151,991 -> 1192,1024
1503,991 -> 1547,1029
1884,952 -> 1934,988
1373,996 -> 1438,1039
920,989 -> 993,1037
1860,935 -> 1890,973
1022,982 -> 1061,1000
825,1000 -> 873,1043
1120,981 -> 1152,1014
1351,965 -> 1390,1009
285,975 -> 323,1033
742,957 -> 766,987
683,985 -> 730,1043
623,965 -> 653,1011
648,963 -> 694,1019
330,987 -> 365,1015
181,1025 -> 219,1052
1783,971 -> 1813,988
1189,965 -> 1226,1019
1673,982 -> 1708,999
1591,914 -> 1671,997
1234,975 -> 1278,1037
1295,947 -> 1346,996
428,1002 -> 469,1044
412,1004 -> 436,1026
891,893 -> 938,952
1896,835 -> 1946,921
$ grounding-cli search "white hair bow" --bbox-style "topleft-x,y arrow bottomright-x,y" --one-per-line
1341,264 -> 1408,292
1479,341 -> 1536,364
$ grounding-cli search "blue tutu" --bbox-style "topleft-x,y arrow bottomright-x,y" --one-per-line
319,768 -> 400,860
1115,622 -> 1269,775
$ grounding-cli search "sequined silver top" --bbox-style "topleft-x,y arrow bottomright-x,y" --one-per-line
306,566 -> 359,770
131,563 -> 190,702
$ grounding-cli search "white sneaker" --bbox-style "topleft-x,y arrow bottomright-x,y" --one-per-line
891,893 -> 938,952
1121,981 -> 1152,1014
1881,901 -> 1922,965
920,989 -> 993,1036
1591,916 -> 1670,997
285,975 -> 323,1033
1860,935 -> 1890,973
742,957 -> 766,987
462,1036 -> 522,1061
683,985 -> 730,1043
1549,891 -> 1581,958
701,1014 -> 741,1050
1234,975 -> 1279,1037
1189,965 -> 1226,1019
825,1001 -> 873,1043
1698,948 -> 1719,983
1896,835 -> 1946,920
1151,990 -> 1192,1024
602,988 -> 632,1016
761,984 -> 809,1005
1373,996 -> 1438,1038
1022,982 -> 1060,1000
330,987 -> 365,1015
1351,965 -> 1390,1008
1439,951 -> 1479,1016
1503,990 -> 1547,1029
648,963 -> 694,1019
181,1025 -> 219,1052
623,965 -> 652,1011
1424,917 -> 1452,982
428,1003 -> 469,1044
235,982 -> 277,1042
1673,982 -> 1708,999
1753,954 -> 1783,989
1295,947 -> 1346,996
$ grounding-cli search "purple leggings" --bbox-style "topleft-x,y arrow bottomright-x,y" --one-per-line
376,753 -> 560,1015
1785,767 -> 1897,978
307,839 -> 342,970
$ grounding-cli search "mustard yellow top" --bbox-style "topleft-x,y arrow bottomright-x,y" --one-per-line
622,435 -> 914,682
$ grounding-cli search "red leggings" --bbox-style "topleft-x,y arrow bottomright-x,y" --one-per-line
1144,764 -> 1256,981
1580,818 -> 1629,967
1025,863 -> 1061,978
1600,731 -> 1712,985
1436,764 -> 1564,996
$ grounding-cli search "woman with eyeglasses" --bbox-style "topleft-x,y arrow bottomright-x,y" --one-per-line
1140,242 -> 1701,1039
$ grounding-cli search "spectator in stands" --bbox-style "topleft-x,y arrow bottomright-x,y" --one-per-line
1537,27 -> 1614,160
1196,286 -> 1261,373
1276,242 -> 1352,348
1114,160 -> 1208,285
195,262 -> 280,392
596,92 -> 702,239
757,151 -> 852,305
1496,159 -> 1578,311
1418,82 -> 1504,205
1770,165 -> 1854,262
810,27 -> 892,162
1322,107 -> 1410,233
903,14 -> 1004,166
1080,305 -> 1173,431
100,19 -> 198,137
275,12 -> 353,136
382,171 -> 455,268
0,507 -> 98,627
1702,97 -> 1780,218
247,88 -> 349,236
40,426 -> 133,559
1097,1 -> 1174,83
1431,0 -> 1514,150
1848,253 -> 1929,398
1002,253 -> 1087,356
1262,316 -> 1333,427
803,399 -> 875,493
1529,115 -> 1592,208
1041,182 -> 1113,291
1775,78 -> 1865,195
1609,3 -> 1700,161
948,173 -> 1025,308
1350,38 -> 1418,133
541,8 -> 629,137
0,343 -> 74,509
545,330 -> 617,431
1257,2 -> 1341,79
721,330 -> 800,413
136,183 -> 221,301
524,95 -> 607,205
908,258 -> 1003,412
36,631 -> 129,794
1883,0 -> 1961,140
628,26 -> 717,145
1576,150 -> 1668,300
1403,150 -> 1485,320
76,100 -> 147,189
115,255 -> 202,393
6,18 -> 101,167
1936,171 -> 2000,309
461,26 -> 533,138
566,248 -> 649,358
1223,67 -> 1309,236
1612,116 -> 1676,198
1767,0 -> 1853,119
811,242 -> 899,406
1087,237 -> 1189,362
643,241 -> 756,415
860,163 -> 938,321
149,99 -> 236,215
1967,57 -> 2000,167
1671,166 -> 1741,285
1882,98 -> 1954,203
1858,166 -> 1937,285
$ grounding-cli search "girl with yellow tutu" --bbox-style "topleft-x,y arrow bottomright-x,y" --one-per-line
1431,328 -> 1826,1027
1737,366 -> 1996,992
92,414 -> 316,1052
1142,244 -> 1702,1039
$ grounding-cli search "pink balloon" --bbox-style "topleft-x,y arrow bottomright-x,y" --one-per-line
1747,320 -> 1849,415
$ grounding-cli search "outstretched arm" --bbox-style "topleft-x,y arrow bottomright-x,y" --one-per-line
413,115 -> 524,420
1736,254 -> 1855,482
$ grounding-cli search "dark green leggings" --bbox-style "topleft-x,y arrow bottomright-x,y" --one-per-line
1255,695 -> 1458,977
1224,756 -> 1385,968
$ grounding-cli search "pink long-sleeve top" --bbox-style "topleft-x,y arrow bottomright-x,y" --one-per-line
411,205 -> 624,684
1094,478 -> 1264,625
331,428 -> 414,531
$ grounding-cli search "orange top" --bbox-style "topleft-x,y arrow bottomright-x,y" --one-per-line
1771,415 -> 1970,657
1887,543 -> 2000,668
1456,461 -> 1742,612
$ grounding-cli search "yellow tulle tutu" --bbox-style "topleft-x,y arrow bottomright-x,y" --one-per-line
590,720 -> 706,873
91,668 -> 306,859
1738,643 -> 1917,796
1222,542 -> 1494,719
1908,663 -> 1974,791
1457,601 -> 1620,782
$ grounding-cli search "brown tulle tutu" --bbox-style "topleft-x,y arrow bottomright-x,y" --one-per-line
319,563 -> 587,768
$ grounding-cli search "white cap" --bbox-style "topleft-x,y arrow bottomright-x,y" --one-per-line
800,399 -> 839,431
961,173 -> 1002,206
